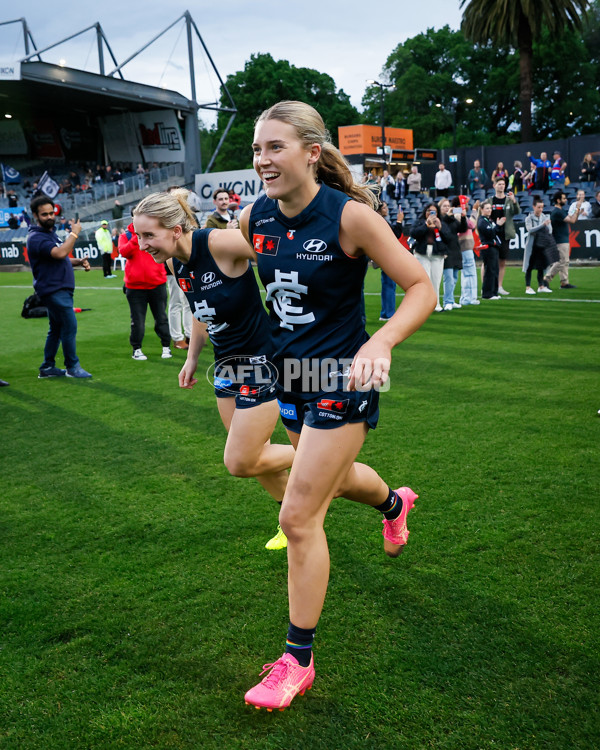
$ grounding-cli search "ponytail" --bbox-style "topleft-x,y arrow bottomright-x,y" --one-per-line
257,100 -> 377,210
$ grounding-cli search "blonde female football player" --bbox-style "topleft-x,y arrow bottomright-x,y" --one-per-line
239,101 -> 437,711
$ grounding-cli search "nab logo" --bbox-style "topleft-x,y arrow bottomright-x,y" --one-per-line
303,239 -> 327,253
202,272 -> 216,284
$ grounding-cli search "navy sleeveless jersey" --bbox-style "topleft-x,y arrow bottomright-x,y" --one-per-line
249,183 -> 369,390
172,228 -> 271,360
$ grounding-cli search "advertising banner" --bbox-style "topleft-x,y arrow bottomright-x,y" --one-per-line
338,125 -> 414,156
194,168 -> 265,205
0,61 -> 21,80
134,110 -> 185,163
0,206 -> 25,228
2,221 -> 600,266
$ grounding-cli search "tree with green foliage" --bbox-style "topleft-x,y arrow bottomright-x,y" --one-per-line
204,53 -> 359,172
362,26 -> 520,149
460,0 -> 589,142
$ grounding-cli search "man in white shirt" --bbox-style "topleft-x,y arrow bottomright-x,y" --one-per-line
434,163 -> 453,198
568,189 -> 592,220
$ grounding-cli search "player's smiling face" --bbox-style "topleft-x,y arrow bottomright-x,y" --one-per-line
252,119 -> 318,202
134,214 -> 176,263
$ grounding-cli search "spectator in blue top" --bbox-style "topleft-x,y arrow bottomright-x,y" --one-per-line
527,151 -> 552,192
27,196 -> 93,379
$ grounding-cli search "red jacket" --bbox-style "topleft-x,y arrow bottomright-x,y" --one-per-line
118,223 -> 167,289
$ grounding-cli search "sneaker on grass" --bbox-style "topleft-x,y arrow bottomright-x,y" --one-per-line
245,653 -> 315,711
265,525 -> 288,551
132,349 -> 147,360
66,366 -> 92,379
161,347 -> 173,359
382,486 -> 418,558
38,366 -> 67,378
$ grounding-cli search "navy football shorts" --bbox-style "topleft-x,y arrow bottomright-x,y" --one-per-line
213,357 -> 278,409
276,387 -> 380,433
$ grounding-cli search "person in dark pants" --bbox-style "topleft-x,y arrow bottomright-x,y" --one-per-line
118,222 -> 172,360
26,196 -> 93,378
477,202 -> 505,300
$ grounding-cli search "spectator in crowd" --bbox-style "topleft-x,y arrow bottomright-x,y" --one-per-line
484,177 -> 520,296
410,202 -> 451,311
468,159 -> 488,194
136,163 -> 146,190
544,190 -> 578,289
491,162 -> 508,183
394,171 -> 406,205
112,200 -> 124,231
523,196 -> 553,294
477,201 -> 504,300
550,151 -> 567,188
228,189 -> 241,210
406,164 -> 422,194
434,163 -> 453,198
118,218 -> 172,361
453,197 -> 480,305
27,196 -> 92,379
510,160 -> 526,193
204,188 -> 239,229
95,219 -> 115,279
380,169 -> 395,206
439,198 -> 466,311
375,201 -> 397,321
527,151 -> 552,192
568,188 -> 592,220
592,188 -> 600,219
7,189 -> 18,207
580,153 -> 597,184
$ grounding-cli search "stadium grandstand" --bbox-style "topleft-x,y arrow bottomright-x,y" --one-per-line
0,13 -> 236,247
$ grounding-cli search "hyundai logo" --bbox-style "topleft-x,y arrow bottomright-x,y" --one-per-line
302,239 -> 328,253
202,272 -> 216,283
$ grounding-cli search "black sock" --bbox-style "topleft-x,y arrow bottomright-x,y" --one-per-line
285,622 -> 315,667
374,487 -> 403,520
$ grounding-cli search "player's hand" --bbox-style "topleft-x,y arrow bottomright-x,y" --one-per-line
71,219 -> 82,235
82,258 -> 91,271
179,360 -> 198,389
348,339 -> 392,392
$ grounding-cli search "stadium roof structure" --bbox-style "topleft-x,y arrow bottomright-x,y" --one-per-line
0,13 -> 236,179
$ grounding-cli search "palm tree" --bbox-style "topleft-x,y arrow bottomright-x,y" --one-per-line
460,0 -> 589,141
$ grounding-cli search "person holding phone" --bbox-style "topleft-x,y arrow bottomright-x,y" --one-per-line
484,178 -> 520,295
439,199 -> 467,311
409,203 -> 452,311
27,196 -> 93,379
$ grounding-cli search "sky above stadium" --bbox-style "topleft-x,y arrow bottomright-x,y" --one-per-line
3,1 -> 464,122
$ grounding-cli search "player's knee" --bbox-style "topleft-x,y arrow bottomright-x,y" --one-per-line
223,449 -> 256,478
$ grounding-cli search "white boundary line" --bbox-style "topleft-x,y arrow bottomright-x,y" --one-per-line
1,285 -> 599,303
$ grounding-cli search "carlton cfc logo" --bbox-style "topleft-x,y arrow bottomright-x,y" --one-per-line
202,272 -> 215,284
303,239 -> 328,253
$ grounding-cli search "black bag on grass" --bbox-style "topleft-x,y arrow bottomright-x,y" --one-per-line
22,293 -> 48,318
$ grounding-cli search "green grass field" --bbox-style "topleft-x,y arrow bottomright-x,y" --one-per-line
1,266 -> 599,749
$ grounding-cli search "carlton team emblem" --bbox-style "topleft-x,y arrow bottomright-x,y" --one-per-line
178,278 -> 193,292
254,234 -> 280,256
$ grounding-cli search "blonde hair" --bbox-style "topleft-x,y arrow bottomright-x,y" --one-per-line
133,189 -> 198,232
256,100 -> 377,209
